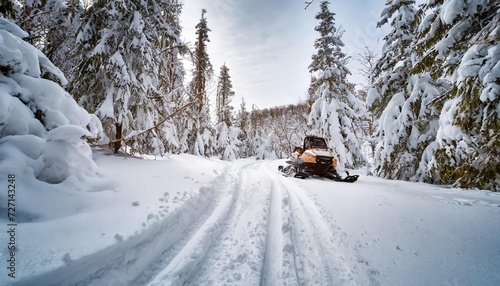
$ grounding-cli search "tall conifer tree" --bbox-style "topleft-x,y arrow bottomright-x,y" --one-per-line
368,0 -> 417,118
308,1 -> 366,170
179,9 -> 215,157
155,0 -> 187,154
215,63 -> 239,161
235,97 -> 253,158
216,63 -> 235,126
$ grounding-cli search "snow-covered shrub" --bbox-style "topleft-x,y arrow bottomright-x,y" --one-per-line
215,122 -> 240,161
252,130 -> 277,160
0,18 -> 103,186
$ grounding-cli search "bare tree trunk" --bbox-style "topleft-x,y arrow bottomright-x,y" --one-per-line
114,122 -> 122,154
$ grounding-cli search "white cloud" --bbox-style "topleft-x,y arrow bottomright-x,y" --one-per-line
181,0 -> 388,109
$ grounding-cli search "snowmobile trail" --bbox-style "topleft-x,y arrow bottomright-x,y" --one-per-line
142,159 -> 356,285
162,160 -> 372,285
272,168 -> 358,285
185,162 -> 274,285
139,161 -> 257,286
13,162 -> 251,286
14,160 -> 377,286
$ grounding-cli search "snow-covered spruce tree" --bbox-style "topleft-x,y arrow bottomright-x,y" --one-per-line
368,0 -> 417,119
234,96 -> 253,158
246,108 -> 272,159
70,0 -> 182,155
44,1 -> 83,84
178,9 -> 216,157
215,120 -> 240,161
16,0 -> 84,83
0,0 -> 17,18
253,129 -> 274,160
153,0 -> 186,154
413,0 -> 499,190
369,0 -> 452,181
356,45 -> 380,163
216,63 -> 235,126
308,1 -> 366,170
0,18 -> 103,186
307,75 -> 321,107
215,63 -> 240,161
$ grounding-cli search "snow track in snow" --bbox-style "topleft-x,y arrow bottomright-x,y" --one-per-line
274,170 -> 356,285
185,162 -> 272,285
174,160 -> 368,285
143,161 -> 257,286
14,160 -> 376,286
13,164 -> 241,286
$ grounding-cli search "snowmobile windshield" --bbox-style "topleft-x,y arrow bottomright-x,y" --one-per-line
307,138 -> 327,149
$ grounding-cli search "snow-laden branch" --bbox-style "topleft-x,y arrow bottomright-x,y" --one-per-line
109,101 -> 194,144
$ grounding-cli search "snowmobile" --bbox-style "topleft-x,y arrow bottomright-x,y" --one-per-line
278,136 -> 359,183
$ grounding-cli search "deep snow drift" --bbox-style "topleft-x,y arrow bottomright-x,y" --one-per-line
1,148 -> 499,285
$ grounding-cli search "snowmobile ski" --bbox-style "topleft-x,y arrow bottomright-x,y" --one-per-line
330,174 -> 359,183
293,171 -> 309,179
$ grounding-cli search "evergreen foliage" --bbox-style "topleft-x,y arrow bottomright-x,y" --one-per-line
414,0 -> 499,190
367,0 -> 446,180
0,0 -> 16,18
215,63 -> 239,161
216,63 -> 235,126
368,0 -> 417,118
8,0 -> 82,84
370,0 -> 499,190
234,97 -> 253,158
70,0 -> 183,156
179,9 -> 216,157
154,0 -> 186,154
215,121 -> 240,161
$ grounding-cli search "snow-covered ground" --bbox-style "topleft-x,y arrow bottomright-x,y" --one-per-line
1,148 -> 499,285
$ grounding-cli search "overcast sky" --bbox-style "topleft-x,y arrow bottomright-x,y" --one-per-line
180,0 -> 389,110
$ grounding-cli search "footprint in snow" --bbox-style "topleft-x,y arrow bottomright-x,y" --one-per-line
63,253 -> 72,264
114,234 -> 124,242
232,273 -> 241,281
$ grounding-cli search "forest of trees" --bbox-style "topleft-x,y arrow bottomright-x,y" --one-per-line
0,0 -> 497,190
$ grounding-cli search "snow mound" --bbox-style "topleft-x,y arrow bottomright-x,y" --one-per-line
0,19 -> 106,220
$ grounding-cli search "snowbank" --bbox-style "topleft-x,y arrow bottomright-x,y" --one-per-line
0,19 -> 105,202
2,154 -> 498,285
